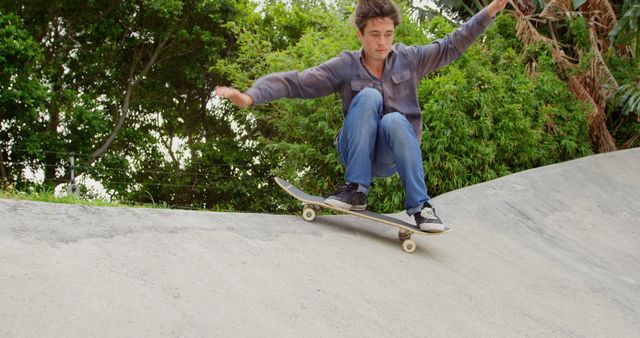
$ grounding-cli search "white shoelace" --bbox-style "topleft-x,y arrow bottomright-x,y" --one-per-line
421,207 -> 436,220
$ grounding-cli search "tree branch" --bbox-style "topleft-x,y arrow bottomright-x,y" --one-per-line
89,37 -> 170,164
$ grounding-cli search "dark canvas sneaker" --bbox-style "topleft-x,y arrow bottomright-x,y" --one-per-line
414,203 -> 446,232
324,183 -> 367,211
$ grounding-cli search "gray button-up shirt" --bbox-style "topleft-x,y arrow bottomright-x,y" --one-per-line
246,9 -> 494,138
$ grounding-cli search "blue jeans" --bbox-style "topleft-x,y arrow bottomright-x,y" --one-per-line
336,88 -> 431,215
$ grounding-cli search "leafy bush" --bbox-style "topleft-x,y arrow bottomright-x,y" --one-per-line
417,15 -> 592,198
606,50 -> 640,148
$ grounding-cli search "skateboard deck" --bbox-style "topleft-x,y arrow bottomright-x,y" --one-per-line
275,177 -> 449,253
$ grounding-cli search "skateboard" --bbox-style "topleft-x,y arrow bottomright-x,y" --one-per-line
275,177 -> 449,253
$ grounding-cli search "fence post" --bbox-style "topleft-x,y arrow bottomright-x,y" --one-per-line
68,152 -> 79,197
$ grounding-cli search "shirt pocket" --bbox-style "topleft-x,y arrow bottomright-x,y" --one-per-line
350,79 -> 376,91
391,71 -> 411,84
389,71 -> 412,98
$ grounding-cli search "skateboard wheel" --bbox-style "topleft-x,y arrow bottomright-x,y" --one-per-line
402,239 -> 416,253
399,229 -> 412,240
302,207 -> 316,222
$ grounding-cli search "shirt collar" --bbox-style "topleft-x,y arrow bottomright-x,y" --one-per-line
357,44 -> 397,62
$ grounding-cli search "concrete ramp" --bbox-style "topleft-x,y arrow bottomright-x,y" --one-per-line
1,149 -> 639,337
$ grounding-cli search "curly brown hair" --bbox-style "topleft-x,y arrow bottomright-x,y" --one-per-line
352,0 -> 401,33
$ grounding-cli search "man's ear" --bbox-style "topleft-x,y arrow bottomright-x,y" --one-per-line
357,29 -> 363,43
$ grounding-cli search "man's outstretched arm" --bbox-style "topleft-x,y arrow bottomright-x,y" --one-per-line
214,54 -> 348,108
411,0 -> 510,77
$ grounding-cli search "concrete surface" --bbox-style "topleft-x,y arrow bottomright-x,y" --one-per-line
1,148 -> 639,337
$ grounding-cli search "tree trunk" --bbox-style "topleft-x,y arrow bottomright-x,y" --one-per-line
567,76 -> 617,152
589,108 -> 618,153
0,148 -> 6,180
89,38 -> 169,164
44,77 -> 63,187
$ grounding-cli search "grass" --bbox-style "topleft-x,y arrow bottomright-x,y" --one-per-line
0,182 -> 178,210
0,188 -> 128,208
0,183 -> 233,213
0,180 -> 262,213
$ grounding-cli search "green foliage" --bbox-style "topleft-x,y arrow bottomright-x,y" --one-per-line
605,17 -> 640,148
610,3 -> 640,58
424,16 -> 456,39
215,0 -> 356,210
0,177 -> 176,209
566,16 -> 591,50
613,82 -> 640,116
606,54 -> 640,148
418,15 -> 591,197
405,0 -> 483,21
2,2 -> 596,214
0,11 -> 49,189
1,0 -> 270,210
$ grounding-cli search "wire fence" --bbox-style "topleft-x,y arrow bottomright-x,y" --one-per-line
0,147 -> 279,195
5,147 -> 268,170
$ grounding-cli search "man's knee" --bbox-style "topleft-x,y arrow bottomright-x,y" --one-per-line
350,88 -> 383,116
380,112 -> 411,135
356,87 -> 383,102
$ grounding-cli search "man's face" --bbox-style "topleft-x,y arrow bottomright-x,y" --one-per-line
358,17 -> 395,63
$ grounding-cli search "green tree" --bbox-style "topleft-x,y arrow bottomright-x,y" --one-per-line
0,11 -> 47,187
0,1 -> 270,208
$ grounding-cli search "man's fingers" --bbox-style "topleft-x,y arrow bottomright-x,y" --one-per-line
488,0 -> 510,16
215,86 -> 230,98
213,86 -> 251,107
217,88 -> 238,102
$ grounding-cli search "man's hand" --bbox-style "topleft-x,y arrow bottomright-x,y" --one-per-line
214,86 -> 254,108
487,0 -> 509,17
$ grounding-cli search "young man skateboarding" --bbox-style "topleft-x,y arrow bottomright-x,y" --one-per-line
215,0 -> 509,232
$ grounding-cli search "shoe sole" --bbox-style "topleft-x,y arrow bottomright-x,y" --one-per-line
418,225 -> 446,233
324,198 -> 367,211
